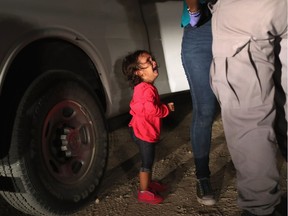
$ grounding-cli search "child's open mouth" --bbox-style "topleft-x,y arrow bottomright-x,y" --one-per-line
153,66 -> 158,73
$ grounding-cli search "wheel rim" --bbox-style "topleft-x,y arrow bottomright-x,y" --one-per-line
42,100 -> 96,184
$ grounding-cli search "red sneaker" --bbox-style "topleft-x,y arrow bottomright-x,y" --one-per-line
149,181 -> 168,193
138,190 -> 163,204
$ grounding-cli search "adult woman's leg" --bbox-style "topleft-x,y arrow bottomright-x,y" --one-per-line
181,20 -> 217,179
181,19 -> 217,205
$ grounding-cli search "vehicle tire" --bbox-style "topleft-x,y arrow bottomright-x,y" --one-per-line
0,70 -> 108,215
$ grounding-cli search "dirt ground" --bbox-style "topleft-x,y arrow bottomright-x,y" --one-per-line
0,91 -> 287,216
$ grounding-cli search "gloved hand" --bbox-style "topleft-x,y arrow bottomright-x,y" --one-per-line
189,10 -> 201,27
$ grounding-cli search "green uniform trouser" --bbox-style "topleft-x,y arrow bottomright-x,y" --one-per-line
209,0 -> 287,215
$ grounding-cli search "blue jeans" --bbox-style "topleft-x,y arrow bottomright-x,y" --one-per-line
181,20 -> 217,179
130,128 -> 155,173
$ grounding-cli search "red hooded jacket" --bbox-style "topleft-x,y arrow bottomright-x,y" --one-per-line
129,82 -> 170,142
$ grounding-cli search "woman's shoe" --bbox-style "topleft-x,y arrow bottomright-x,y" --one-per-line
196,178 -> 216,206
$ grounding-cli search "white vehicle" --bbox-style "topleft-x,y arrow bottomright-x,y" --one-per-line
0,0 -> 188,215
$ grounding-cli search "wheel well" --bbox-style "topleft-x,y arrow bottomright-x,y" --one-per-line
0,38 -> 106,158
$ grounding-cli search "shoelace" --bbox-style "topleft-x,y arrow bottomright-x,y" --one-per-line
198,179 -> 212,196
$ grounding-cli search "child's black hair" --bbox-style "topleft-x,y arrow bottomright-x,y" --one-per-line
122,50 -> 153,88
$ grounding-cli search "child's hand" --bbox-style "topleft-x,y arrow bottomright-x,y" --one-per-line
167,102 -> 175,112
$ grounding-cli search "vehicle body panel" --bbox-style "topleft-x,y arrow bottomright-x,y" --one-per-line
0,0 -> 187,118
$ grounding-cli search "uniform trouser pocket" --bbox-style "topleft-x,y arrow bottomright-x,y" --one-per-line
210,40 -> 275,109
